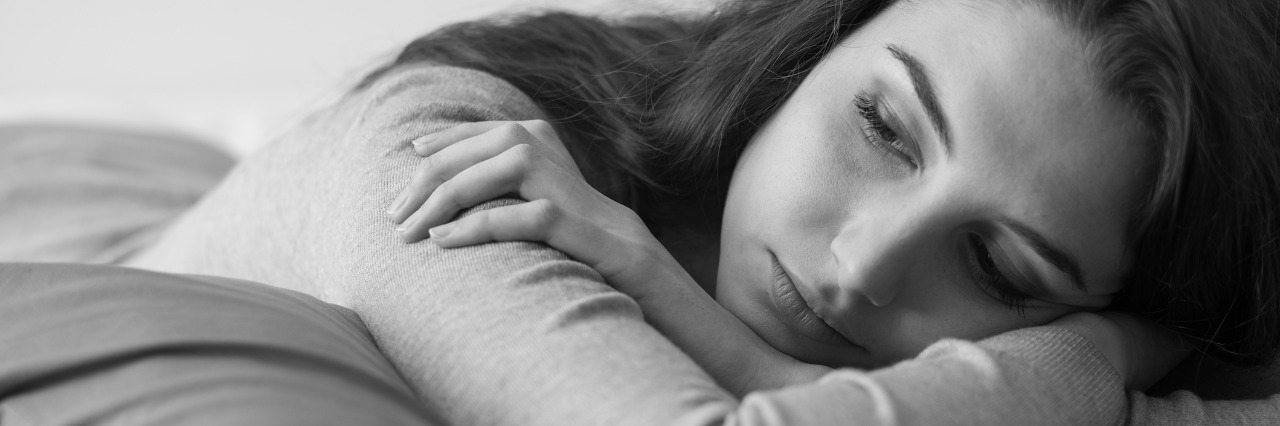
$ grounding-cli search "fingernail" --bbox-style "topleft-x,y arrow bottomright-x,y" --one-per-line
429,224 -> 452,239
386,190 -> 408,215
412,134 -> 436,147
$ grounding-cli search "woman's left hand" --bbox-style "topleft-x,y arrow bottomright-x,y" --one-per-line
386,120 -> 674,293
1050,311 -> 1191,390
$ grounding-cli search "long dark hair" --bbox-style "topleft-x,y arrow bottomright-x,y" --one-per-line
363,0 -> 1280,366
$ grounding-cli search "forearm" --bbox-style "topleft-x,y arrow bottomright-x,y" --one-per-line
636,258 -> 1133,425
345,223 -> 732,426
731,327 -> 1126,426
1128,391 -> 1280,424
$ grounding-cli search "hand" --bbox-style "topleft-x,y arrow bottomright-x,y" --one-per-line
1050,311 -> 1191,390
385,120 -> 676,297
386,120 -> 581,225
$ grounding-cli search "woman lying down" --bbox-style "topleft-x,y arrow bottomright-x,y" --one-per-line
5,0 -> 1280,424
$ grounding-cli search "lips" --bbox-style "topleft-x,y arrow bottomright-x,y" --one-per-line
769,252 -> 858,347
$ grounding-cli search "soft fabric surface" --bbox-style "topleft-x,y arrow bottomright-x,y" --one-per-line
0,124 -> 235,263
0,262 -> 440,425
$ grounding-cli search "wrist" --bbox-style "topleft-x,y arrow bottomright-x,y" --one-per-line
623,244 -> 696,302
1050,312 -> 1131,385
712,333 -> 832,395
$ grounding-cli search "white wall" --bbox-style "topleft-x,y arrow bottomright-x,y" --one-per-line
0,0 -> 716,155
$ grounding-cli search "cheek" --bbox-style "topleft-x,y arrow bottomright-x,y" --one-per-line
716,125 -> 863,310
729,129 -> 884,232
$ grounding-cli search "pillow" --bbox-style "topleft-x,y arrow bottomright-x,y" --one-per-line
0,263 -> 441,425
0,124 -> 234,264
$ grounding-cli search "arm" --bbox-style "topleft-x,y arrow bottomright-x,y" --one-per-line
127,65 -> 735,426
1128,392 -> 1280,424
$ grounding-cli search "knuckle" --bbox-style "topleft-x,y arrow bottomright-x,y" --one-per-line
444,191 -> 467,211
619,206 -> 644,225
418,157 -> 447,183
535,120 -> 566,142
472,210 -> 491,231
418,154 -> 437,171
495,122 -> 531,140
507,143 -> 539,164
432,180 -> 466,208
471,211 -> 499,237
420,173 -> 449,194
528,199 -> 560,227
522,119 -> 553,137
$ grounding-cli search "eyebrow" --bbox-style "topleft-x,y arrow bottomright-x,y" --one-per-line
998,218 -> 1089,293
886,44 -> 952,157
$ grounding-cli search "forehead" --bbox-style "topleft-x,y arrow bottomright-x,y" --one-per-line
842,1 -> 1151,291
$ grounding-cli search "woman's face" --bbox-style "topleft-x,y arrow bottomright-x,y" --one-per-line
717,0 -> 1151,368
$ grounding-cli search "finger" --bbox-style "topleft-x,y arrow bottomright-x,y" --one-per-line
387,157 -> 437,219
389,123 -> 535,222
415,120 -> 586,181
427,199 -> 559,248
398,143 -> 554,242
411,121 -> 507,156
429,200 -> 631,282
428,199 -> 608,265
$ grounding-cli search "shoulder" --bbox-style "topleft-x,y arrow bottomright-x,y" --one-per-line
334,63 -> 551,152
348,63 -> 638,203
355,63 -> 548,126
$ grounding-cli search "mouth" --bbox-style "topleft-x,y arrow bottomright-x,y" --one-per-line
769,251 -> 862,348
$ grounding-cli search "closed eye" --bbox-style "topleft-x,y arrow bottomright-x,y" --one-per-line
855,93 -> 919,169
964,234 -> 1032,315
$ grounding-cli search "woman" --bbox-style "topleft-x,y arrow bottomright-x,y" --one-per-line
390,0 -> 1280,393
123,0 -> 1278,423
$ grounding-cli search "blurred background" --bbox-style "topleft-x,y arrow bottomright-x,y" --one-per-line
0,0 -> 715,156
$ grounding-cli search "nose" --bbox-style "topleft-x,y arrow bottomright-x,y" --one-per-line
829,206 -> 942,307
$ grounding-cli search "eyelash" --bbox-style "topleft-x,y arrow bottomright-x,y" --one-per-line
964,234 -> 1030,315
854,94 -> 917,168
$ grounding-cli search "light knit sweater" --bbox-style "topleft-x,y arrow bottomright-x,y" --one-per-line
126,64 -> 1280,425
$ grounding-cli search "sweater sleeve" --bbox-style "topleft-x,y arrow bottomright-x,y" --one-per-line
128,64 -> 1136,426
1127,388 -> 1280,424
126,64 -> 733,426
728,326 -> 1127,426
